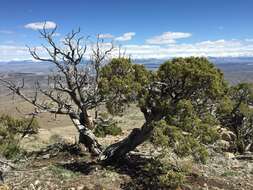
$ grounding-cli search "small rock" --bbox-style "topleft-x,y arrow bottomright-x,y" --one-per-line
224,152 -> 235,159
202,183 -> 209,190
0,185 -> 10,190
216,140 -> 231,151
42,154 -> 50,159
77,185 -> 85,190
181,184 -> 191,190
34,180 -> 40,186
29,183 -> 36,190
220,129 -> 236,141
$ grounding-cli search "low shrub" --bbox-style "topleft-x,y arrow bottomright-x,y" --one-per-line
0,114 -> 39,159
143,155 -> 186,189
48,165 -> 80,180
151,120 -> 210,164
94,114 -> 122,137
94,118 -> 122,137
0,139 -> 20,159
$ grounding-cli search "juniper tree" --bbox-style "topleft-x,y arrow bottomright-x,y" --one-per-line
100,57 -> 227,163
217,83 -> 253,153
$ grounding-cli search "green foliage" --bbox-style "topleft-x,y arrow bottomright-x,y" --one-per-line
99,58 -> 152,115
0,114 -> 39,137
0,139 -> 20,159
143,156 -> 186,189
217,83 -> 253,153
152,119 -> 210,163
144,57 -> 226,162
0,114 -> 39,159
221,170 -> 238,177
101,57 -> 227,163
157,57 -> 227,104
94,117 -> 122,137
48,165 -> 80,180
159,170 -> 185,189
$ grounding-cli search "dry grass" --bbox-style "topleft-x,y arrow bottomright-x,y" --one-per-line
0,91 -> 145,151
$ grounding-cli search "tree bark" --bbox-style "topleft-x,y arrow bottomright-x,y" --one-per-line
69,112 -> 102,155
78,128 -> 102,155
99,122 -> 154,164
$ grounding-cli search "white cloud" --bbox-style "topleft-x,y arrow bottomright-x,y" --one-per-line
0,30 -> 14,34
120,39 -> 253,59
0,45 -> 30,61
24,21 -> 57,30
0,45 -> 47,62
115,32 -> 136,41
3,40 -> 15,44
245,39 -> 253,42
99,33 -> 114,39
52,32 -> 61,37
146,32 -> 192,44
2,39 -> 253,62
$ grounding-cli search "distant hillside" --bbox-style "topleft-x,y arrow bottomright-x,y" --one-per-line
1,57 -> 253,85
133,57 -> 253,69
0,60 -> 52,74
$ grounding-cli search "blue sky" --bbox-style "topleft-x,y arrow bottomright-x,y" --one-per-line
1,0 -> 253,61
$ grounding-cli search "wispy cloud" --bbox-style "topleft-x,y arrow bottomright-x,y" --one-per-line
99,33 -> 114,39
52,32 -> 61,37
0,45 -> 47,62
146,32 -> 192,44
0,30 -> 14,34
115,32 -> 136,41
122,39 -> 253,58
24,21 -> 57,30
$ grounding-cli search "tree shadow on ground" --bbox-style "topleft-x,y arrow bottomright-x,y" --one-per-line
58,160 -> 101,175
57,153 -> 158,189
110,154 -> 164,190
56,153 -> 190,189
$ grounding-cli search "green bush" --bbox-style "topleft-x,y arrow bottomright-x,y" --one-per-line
136,57 -> 227,164
0,139 -> 20,159
0,114 -> 39,159
48,165 -> 80,180
152,122 -> 209,163
217,83 -> 253,153
159,170 -> 185,189
94,117 -> 122,137
143,156 -> 186,189
0,114 -> 39,136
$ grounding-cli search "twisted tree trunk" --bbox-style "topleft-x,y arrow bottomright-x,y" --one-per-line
99,122 -> 154,164
69,112 -> 102,155
70,105 -> 161,163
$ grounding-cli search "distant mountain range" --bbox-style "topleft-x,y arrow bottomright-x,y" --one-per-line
1,57 -> 253,84
0,60 -> 54,74
133,57 -> 253,69
1,57 -> 253,73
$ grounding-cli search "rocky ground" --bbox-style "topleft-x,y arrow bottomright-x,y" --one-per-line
189,151 -> 253,190
1,139 -> 253,190
0,97 -> 253,190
